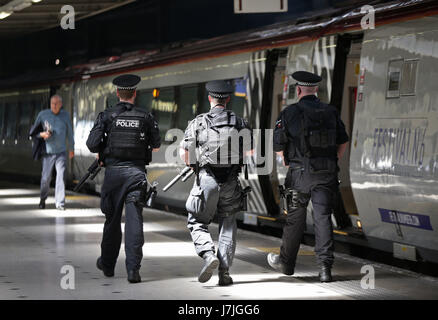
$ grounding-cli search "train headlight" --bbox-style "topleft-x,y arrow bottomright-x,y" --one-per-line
356,220 -> 362,229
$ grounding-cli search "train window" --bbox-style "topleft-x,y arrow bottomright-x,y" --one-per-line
400,59 -> 418,96
151,87 -> 177,142
137,90 -> 153,111
18,101 -> 33,139
32,99 -> 43,123
199,84 -> 210,115
317,68 -> 329,103
231,79 -> 246,118
176,85 -> 197,130
386,59 -> 403,98
5,102 -> 18,138
106,94 -> 118,109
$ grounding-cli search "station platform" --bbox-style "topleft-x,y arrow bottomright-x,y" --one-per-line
1,182 -> 438,301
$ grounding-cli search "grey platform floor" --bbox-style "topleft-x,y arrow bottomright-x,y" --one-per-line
0,183 -> 437,300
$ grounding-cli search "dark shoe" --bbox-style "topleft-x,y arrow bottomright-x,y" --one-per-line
96,257 -> 114,277
319,265 -> 332,283
127,270 -> 141,283
218,270 -> 233,286
39,199 -> 45,209
198,252 -> 219,283
267,253 -> 294,275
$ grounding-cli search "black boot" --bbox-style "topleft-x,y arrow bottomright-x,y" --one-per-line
319,265 -> 332,283
39,199 -> 45,209
218,269 -> 233,286
96,257 -> 114,277
127,270 -> 141,283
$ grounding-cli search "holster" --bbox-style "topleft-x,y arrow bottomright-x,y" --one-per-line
136,180 -> 149,208
279,185 -> 307,215
136,179 -> 157,208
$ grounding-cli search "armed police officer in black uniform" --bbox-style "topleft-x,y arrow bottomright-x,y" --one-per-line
86,74 -> 161,283
180,80 -> 253,286
268,71 -> 348,282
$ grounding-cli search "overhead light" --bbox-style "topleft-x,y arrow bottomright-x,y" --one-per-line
0,0 -> 43,18
12,2 -> 32,11
0,11 -> 12,19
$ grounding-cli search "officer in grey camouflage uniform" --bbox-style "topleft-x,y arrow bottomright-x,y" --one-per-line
180,80 -> 253,286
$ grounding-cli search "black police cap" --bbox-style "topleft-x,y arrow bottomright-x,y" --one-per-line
206,80 -> 233,99
113,74 -> 141,90
292,71 -> 322,86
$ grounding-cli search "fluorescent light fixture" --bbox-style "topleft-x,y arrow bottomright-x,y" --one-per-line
12,1 -> 32,11
0,11 -> 12,19
0,0 -> 42,18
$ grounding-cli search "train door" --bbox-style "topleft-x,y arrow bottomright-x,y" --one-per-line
328,34 -> 363,230
269,51 -> 288,214
337,40 -> 361,224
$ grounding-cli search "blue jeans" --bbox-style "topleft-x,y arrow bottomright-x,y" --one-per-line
40,152 -> 66,207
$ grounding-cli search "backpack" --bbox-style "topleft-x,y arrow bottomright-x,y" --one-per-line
197,109 -> 244,166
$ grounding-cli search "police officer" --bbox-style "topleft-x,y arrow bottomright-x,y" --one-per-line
180,80 -> 253,286
86,74 -> 161,283
268,71 -> 349,282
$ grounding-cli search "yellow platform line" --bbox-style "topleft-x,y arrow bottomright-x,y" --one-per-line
66,195 -> 94,200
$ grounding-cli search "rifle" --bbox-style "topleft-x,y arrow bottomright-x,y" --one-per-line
73,159 -> 101,192
162,166 -> 194,192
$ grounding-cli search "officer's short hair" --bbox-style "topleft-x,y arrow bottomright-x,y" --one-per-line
117,89 -> 136,100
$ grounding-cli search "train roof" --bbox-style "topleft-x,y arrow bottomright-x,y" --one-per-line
1,0 -> 438,90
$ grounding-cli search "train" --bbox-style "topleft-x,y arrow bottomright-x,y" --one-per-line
1,0 -> 437,264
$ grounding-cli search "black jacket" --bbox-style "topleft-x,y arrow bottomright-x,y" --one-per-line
29,122 -> 46,161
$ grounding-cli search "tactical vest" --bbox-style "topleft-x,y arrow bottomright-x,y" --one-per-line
285,99 -> 338,174
197,109 -> 245,167
104,105 -> 151,161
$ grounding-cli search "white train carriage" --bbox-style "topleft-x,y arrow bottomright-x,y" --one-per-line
1,0 -> 437,264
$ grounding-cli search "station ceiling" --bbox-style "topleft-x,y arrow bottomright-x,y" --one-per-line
0,0 -> 135,38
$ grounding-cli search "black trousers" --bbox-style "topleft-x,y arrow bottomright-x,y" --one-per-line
99,166 -> 146,272
280,168 -> 337,272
